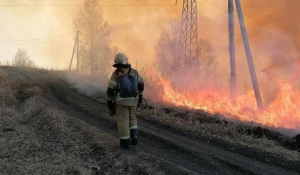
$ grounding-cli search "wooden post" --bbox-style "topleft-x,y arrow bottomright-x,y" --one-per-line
228,0 -> 237,99
69,32 -> 78,71
235,0 -> 263,108
76,31 -> 79,72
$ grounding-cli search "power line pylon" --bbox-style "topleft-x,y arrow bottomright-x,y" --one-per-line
178,0 -> 198,66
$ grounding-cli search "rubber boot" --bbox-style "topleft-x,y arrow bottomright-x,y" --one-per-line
130,129 -> 138,145
120,139 -> 131,149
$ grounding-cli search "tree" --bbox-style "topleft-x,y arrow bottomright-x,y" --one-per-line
155,20 -> 218,83
197,39 -> 217,78
74,0 -> 111,76
12,48 -> 35,67
155,20 -> 181,78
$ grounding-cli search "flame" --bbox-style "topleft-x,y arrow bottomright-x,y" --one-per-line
155,71 -> 300,131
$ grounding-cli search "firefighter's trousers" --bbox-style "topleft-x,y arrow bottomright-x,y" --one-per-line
116,104 -> 137,139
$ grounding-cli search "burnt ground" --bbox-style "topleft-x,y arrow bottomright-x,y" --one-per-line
1,66 -> 300,175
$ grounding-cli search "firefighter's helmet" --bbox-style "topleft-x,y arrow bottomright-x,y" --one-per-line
113,53 -> 129,67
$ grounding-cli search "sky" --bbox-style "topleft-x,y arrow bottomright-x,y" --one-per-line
0,0 -> 238,69
0,0 -> 182,69
0,0 -> 300,88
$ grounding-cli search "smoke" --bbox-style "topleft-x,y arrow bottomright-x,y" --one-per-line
172,64 -> 219,92
2,0 -> 300,99
0,1 -> 293,66
64,71 -> 108,97
0,0 -> 299,66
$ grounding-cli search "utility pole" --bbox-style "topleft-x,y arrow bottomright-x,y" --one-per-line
90,39 -> 94,75
69,31 -> 78,71
76,31 -> 79,72
235,0 -> 263,108
228,0 -> 236,99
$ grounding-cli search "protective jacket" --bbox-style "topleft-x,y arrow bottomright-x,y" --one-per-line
106,67 -> 144,106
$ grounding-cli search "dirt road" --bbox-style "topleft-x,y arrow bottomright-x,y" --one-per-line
3,67 -> 300,175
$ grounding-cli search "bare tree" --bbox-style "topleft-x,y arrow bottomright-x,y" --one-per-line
155,20 -> 218,81
12,48 -> 35,67
74,0 -> 111,76
155,20 -> 180,78
198,39 -> 217,77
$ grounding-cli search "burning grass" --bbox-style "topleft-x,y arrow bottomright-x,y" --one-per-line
139,68 -> 300,159
155,76 -> 300,132
140,106 -> 300,162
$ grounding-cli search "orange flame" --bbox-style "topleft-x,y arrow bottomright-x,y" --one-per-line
155,72 -> 300,131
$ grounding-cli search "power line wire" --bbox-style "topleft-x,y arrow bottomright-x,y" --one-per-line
203,0 -> 227,11
205,0 -> 280,34
0,38 -> 72,46
209,0 -> 227,9
0,32 -> 74,42
6,40 -> 65,45
0,4 -> 175,7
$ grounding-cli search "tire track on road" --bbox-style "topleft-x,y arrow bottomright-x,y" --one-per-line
43,81 -> 298,175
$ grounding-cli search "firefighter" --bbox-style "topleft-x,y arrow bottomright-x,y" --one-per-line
106,53 -> 144,149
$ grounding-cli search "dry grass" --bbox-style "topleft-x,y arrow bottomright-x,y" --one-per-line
0,85 -> 92,174
0,85 -> 17,106
141,107 -> 300,162
0,82 -> 179,175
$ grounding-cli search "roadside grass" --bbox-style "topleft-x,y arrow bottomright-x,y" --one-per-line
140,107 -> 300,162
0,80 -> 183,175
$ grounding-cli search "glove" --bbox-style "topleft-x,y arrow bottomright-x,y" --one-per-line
107,100 -> 113,109
137,95 -> 143,107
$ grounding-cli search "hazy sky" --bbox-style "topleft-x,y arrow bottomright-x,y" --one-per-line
0,0 -> 299,84
0,0 -> 235,70
0,0 -> 182,69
